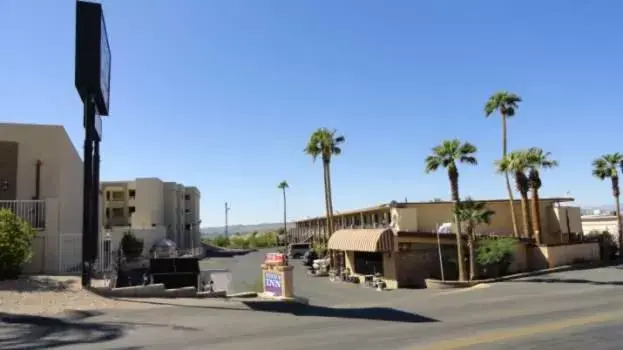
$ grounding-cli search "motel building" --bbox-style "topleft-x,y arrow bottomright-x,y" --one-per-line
290,197 -> 591,289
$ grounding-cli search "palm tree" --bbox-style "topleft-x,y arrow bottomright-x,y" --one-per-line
454,198 -> 495,280
485,91 -> 522,238
277,181 -> 289,245
304,128 -> 345,243
425,139 -> 478,282
525,148 -> 559,244
496,150 -> 533,239
592,153 -> 623,254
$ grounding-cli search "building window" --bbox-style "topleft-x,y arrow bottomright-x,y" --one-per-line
105,208 -> 110,218
111,191 -> 124,201
111,208 -> 124,217
129,206 -> 136,213
185,224 -> 191,230
184,194 -> 191,200
353,251 -> 384,275
128,189 -> 136,198
106,191 -> 110,200
184,209 -> 190,214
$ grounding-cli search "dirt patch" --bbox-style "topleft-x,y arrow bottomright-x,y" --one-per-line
0,276 -> 161,316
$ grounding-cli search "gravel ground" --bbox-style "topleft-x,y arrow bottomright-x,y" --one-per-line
0,276 -> 158,316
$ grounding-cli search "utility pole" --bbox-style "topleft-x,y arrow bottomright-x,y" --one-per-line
224,202 -> 231,237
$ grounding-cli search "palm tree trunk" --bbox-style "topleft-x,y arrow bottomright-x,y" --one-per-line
324,160 -> 335,236
282,188 -> 288,245
519,191 -> 533,239
322,162 -> 331,245
449,168 -> 467,282
468,225 -> 476,281
612,177 -> 622,255
530,187 -> 542,244
502,114 -> 520,238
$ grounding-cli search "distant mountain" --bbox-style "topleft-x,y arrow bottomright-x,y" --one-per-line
201,222 -> 295,236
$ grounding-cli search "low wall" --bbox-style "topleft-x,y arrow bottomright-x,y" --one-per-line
529,242 -> 600,269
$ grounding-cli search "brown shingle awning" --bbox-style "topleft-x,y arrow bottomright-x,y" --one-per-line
328,228 -> 394,252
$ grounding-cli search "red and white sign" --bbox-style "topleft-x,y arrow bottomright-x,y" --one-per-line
264,252 -> 286,265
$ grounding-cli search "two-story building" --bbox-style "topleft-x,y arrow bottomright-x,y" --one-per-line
0,123 -> 84,274
291,197 -> 582,288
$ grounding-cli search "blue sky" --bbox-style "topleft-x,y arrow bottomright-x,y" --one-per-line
1,1 -> 622,226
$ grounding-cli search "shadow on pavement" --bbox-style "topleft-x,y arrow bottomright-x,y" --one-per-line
0,309 -> 201,350
512,277 -> 623,286
0,312 -> 123,350
243,301 -> 439,323
0,277 -> 76,293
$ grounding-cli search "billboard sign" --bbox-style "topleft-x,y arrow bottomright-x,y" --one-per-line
75,1 -> 111,116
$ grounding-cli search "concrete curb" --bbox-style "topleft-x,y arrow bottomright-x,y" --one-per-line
227,291 -> 258,298
425,260 -> 618,289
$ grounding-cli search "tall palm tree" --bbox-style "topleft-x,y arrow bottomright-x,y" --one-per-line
485,91 -> 522,238
425,139 -> 478,282
496,150 -> 533,239
454,198 -> 495,280
525,148 -> 558,244
304,128 -> 345,243
592,153 -> 623,253
277,181 -> 289,245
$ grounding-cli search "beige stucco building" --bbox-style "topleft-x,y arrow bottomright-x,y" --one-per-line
0,123 -> 84,274
291,197 -> 584,288
101,178 -> 202,251
581,214 -> 620,236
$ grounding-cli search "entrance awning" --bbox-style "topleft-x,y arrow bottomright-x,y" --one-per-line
327,228 -> 394,252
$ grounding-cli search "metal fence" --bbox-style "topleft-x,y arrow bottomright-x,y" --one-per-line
0,200 -> 46,229
57,233 -> 82,274
57,233 -> 114,277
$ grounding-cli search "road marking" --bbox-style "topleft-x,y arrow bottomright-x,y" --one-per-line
411,308 -> 623,350
434,283 -> 490,295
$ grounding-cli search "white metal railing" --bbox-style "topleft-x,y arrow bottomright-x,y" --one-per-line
0,200 -> 46,229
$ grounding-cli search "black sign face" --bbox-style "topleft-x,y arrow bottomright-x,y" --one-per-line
75,1 -> 111,116
100,16 -> 110,114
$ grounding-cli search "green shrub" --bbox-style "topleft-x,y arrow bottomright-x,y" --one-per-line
476,237 -> 517,277
0,209 -> 37,280
210,235 -> 230,247
120,232 -> 144,259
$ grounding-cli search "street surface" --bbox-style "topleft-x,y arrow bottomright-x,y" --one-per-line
2,250 -> 623,349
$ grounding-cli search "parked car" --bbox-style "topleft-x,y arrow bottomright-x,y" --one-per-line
302,249 -> 318,266
286,243 -> 311,259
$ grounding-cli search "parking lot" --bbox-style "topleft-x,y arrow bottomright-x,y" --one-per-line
199,248 -> 428,306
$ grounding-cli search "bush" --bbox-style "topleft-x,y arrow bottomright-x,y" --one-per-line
120,232 -> 144,259
0,209 -> 37,280
476,237 -> 517,278
210,235 -> 230,247
586,230 -> 617,261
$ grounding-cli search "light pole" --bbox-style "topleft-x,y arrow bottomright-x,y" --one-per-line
224,202 -> 231,237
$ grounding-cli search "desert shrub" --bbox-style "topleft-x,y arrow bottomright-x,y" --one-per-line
210,235 -> 230,247
0,209 -> 37,280
476,237 -> 517,278
120,232 -> 144,259
312,241 -> 327,257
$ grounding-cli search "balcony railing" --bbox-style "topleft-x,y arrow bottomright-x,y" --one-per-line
0,200 -> 46,229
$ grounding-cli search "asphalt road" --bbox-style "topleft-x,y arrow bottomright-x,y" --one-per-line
3,253 -> 623,349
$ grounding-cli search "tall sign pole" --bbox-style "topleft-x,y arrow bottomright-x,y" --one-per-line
75,0 -> 111,287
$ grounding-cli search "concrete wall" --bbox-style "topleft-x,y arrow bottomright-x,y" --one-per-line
131,178 -> 165,228
529,242 -> 600,269
582,215 -> 619,234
